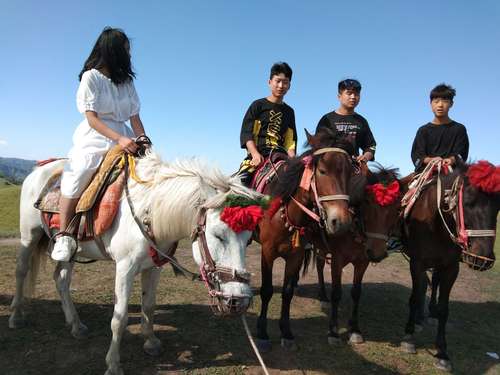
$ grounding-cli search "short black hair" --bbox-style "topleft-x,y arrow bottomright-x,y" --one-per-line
270,62 -> 292,81
430,84 -> 456,102
338,79 -> 361,93
79,27 -> 135,85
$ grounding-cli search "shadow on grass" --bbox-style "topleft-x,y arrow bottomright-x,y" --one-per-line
1,280 -> 499,375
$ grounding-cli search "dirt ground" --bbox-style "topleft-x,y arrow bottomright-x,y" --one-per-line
0,240 -> 499,375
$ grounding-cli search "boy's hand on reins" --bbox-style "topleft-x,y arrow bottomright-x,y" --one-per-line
250,152 -> 264,167
118,136 -> 138,154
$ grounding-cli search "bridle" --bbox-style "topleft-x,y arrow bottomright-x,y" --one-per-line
436,168 -> 496,271
124,156 -> 251,316
288,147 -> 352,225
192,208 -> 252,315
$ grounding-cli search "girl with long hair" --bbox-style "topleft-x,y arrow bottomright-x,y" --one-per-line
52,27 -> 148,261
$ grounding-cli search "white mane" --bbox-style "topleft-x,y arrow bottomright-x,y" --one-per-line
128,150 -> 261,241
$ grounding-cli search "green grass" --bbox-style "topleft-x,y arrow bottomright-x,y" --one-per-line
0,184 -> 21,237
0,176 -> 15,189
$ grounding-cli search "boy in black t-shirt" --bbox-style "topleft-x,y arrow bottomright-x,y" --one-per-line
388,84 -> 470,252
411,84 -> 469,172
316,79 -> 376,163
237,62 -> 297,186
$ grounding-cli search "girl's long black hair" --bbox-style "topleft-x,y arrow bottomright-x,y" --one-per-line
79,27 -> 135,85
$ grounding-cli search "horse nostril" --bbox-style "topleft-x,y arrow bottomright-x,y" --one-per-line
331,219 -> 337,229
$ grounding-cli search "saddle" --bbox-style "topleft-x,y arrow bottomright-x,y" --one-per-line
251,153 -> 288,193
401,161 -> 452,218
34,145 -> 126,241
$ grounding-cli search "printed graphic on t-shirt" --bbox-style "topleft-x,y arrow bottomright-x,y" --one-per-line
266,110 -> 283,148
335,121 -> 359,144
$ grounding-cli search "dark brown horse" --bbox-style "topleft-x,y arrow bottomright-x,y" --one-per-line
400,160 -> 498,371
255,128 -> 356,351
315,165 -> 402,345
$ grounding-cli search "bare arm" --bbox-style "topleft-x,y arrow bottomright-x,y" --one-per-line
245,140 -> 264,167
130,114 -> 146,137
85,111 -> 137,154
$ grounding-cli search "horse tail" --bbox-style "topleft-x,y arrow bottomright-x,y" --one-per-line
24,235 -> 48,298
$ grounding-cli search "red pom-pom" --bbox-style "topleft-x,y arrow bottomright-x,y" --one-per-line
366,181 -> 400,206
467,160 -> 500,194
221,205 -> 264,233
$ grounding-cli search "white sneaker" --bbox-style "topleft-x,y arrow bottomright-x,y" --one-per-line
51,235 -> 77,262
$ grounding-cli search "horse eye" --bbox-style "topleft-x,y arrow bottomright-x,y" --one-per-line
318,169 -> 327,175
214,234 -> 225,243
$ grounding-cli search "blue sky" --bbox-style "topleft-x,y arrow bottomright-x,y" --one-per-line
1,1 -> 499,174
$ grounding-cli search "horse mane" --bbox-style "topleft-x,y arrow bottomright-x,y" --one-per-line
129,150 -> 261,240
367,163 -> 401,185
270,128 -> 355,199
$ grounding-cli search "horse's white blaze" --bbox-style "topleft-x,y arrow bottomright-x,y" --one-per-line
9,150 -> 261,375
324,203 -> 351,234
192,209 -> 252,299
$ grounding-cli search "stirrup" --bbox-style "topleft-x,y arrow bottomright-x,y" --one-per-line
51,232 -> 77,262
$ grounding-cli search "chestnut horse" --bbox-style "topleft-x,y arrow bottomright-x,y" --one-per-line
315,165 -> 402,345
400,160 -> 498,371
255,128 -> 356,351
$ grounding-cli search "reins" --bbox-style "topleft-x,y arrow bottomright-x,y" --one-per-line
432,161 -> 496,269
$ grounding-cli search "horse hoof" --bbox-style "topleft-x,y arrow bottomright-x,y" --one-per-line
256,339 -> 272,353
320,301 -> 330,310
71,323 -> 89,339
144,341 -> 163,357
434,358 -> 452,372
349,332 -> 364,345
8,317 -> 26,329
328,335 -> 341,346
104,368 -> 124,375
281,338 -> 298,351
428,317 -> 438,326
401,340 -> 416,354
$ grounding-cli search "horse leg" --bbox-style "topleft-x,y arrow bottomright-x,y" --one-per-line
9,233 -> 44,329
415,272 -> 430,331
105,260 -> 136,375
279,252 -> 303,350
53,261 -> 88,339
141,267 -> 162,356
316,256 -> 329,308
428,269 -> 441,321
401,259 -> 425,354
328,254 -> 344,345
256,251 -> 274,352
433,263 -> 459,372
348,260 -> 368,345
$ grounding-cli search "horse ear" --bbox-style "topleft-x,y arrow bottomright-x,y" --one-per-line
304,129 -> 315,146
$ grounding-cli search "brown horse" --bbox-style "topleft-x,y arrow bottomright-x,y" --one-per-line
400,160 -> 498,371
255,128 -> 356,351
315,165 -> 402,345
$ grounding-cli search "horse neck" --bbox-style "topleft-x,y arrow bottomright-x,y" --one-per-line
147,176 -> 212,243
286,187 -> 314,226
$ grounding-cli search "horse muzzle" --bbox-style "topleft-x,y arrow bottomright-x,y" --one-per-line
204,268 -> 252,316
462,250 -> 495,272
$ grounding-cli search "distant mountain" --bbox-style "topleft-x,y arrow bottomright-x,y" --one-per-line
0,157 -> 36,184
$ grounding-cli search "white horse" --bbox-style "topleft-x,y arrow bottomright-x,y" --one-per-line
9,151 -> 261,375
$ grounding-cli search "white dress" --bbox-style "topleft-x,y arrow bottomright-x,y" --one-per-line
60,69 -> 140,198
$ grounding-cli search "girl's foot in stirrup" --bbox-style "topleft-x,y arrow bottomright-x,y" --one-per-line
52,234 -> 77,262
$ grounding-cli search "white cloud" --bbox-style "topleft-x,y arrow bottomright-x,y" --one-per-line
0,139 -> 7,146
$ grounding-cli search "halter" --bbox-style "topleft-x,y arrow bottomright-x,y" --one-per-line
192,208 -> 251,315
435,166 -> 496,271
288,146 -> 351,225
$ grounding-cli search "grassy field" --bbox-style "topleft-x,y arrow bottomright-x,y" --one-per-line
0,188 -> 499,374
0,184 -> 21,237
